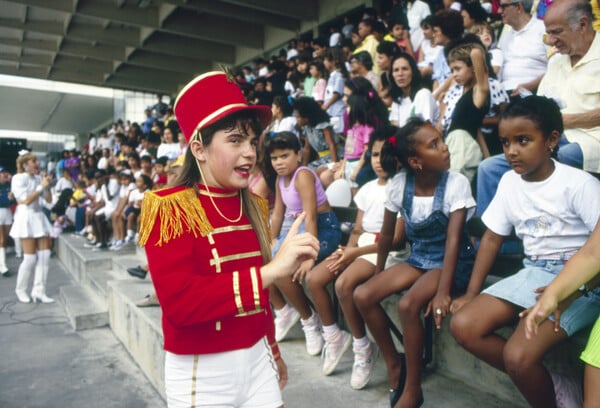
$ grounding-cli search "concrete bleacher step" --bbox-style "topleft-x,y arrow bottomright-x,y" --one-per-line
108,279 -> 165,401
59,284 -> 108,331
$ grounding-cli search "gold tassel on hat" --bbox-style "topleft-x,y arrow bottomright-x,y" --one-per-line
138,188 -> 213,247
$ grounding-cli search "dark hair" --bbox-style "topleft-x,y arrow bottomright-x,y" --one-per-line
324,47 -> 348,76
420,15 -> 434,29
272,95 -> 293,117
389,52 -> 423,101
140,155 -> 152,163
388,13 -> 409,29
155,156 -> 168,166
138,174 -> 153,190
500,95 -> 563,158
264,131 -> 302,154
308,59 -> 326,78
376,41 -> 399,57
371,125 -> 401,177
387,117 -> 431,171
351,50 -> 374,70
293,97 -> 331,127
431,10 -> 464,40
359,18 -> 375,31
345,76 -> 389,128
462,2 -> 488,24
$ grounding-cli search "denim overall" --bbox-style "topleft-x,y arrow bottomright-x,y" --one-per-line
401,172 -> 475,292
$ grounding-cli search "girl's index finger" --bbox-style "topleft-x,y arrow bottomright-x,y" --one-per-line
287,212 -> 306,236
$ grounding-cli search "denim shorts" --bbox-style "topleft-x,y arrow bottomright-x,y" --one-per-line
272,211 -> 341,262
483,258 -> 600,336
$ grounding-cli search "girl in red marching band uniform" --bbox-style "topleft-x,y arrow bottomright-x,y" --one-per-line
139,72 -> 319,408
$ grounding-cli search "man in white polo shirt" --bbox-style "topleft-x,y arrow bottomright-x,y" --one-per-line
498,0 -> 548,98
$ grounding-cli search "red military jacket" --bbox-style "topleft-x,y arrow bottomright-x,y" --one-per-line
139,184 -> 280,360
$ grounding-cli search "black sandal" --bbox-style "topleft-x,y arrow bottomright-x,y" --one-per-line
389,353 -> 407,407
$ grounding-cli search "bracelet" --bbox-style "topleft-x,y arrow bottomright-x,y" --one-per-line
578,284 -> 589,297
35,185 -> 44,193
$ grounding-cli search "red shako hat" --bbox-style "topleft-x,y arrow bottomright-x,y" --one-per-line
174,71 -> 272,141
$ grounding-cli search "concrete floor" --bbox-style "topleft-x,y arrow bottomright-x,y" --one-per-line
0,247 -> 518,408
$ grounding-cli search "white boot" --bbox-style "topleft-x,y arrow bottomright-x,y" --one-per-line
31,249 -> 54,303
0,247 -> 8,275
15,253 -> 36,303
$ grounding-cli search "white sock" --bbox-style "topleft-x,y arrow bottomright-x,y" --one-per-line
275,303 -> 293,317
322,323 -> 339,338
353,336 -> 370,349
127,229 -> 135,238
301,312 -> 319,327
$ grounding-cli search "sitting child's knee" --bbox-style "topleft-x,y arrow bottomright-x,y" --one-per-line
449,312 -> 470,344
353,284 -> 371,308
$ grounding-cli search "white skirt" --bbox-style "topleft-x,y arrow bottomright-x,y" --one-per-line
9,207 -> 52,239
164,338 -> 282,408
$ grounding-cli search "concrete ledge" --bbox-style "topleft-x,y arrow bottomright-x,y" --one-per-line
108,279 -> 165,401
59,284 -> 108,331
381,288 -> 586,408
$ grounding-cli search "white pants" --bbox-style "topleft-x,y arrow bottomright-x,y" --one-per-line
164,338 -> 282,408
446,129 -> 482,183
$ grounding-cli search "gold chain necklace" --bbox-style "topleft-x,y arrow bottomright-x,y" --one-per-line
195,159 -> 243,223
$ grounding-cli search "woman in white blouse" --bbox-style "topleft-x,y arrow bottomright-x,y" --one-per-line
10,152 -> 54,303
388,52 -> 439,127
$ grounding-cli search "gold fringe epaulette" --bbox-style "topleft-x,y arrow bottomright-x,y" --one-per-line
138,187 -> 213,247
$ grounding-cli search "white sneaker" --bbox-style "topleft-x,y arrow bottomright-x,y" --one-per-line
322,330 -> 352,375
350,342 -> 379,390
274,306 -> 301,342
302,316 -> 324,356
551,371 -> 583,408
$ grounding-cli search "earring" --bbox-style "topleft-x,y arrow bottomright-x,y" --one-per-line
417,164 -> 423,171
549,146 -> 554,153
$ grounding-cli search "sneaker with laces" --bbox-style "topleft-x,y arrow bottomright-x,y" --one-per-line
274,307 -> 301,342
350,342 -> 379,390
551,371 -> 583,408
302,316 -> 324,356
322,330 -> 352,375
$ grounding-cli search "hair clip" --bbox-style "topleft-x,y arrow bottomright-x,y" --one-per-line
18,149 -> 29,156
368,91 -> 374,98
389,135 -> 397,148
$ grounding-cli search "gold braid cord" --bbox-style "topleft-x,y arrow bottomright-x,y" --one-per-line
138,188 -> 213,247
253,194 -> 270,230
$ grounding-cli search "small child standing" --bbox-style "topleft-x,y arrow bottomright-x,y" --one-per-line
322,48 -> 348,136
443,39 -> 490,182
267,132 -> 342,356
450,96 -> 600,408
305,126 -> 403,388
319,76 -> 389,190
309,60 -> 327,105
354,117 -> 476,408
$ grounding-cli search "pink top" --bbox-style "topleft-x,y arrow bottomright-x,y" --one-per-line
344,124 -> 373,159
312,78 -> 327,103
279,166 -> 327,217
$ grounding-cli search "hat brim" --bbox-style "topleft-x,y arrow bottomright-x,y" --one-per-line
198,104 -> 272,134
